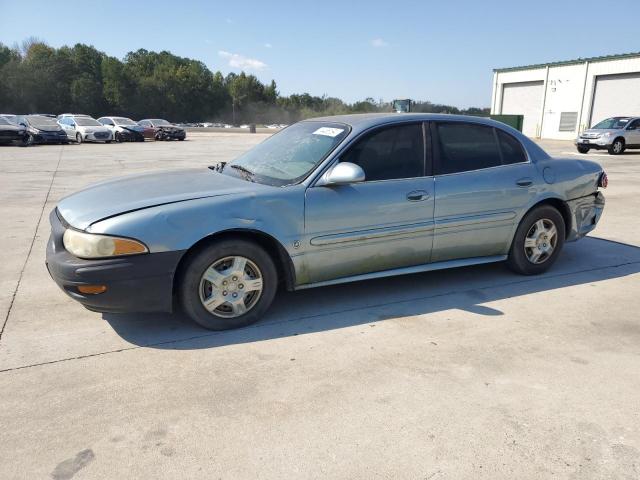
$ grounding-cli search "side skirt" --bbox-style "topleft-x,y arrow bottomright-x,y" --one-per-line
294,255 -> 508,290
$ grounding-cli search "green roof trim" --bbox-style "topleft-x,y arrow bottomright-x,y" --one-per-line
494,51 -> 640,73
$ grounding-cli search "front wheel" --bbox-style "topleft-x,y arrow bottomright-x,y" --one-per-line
21,134 -> 33,147
507,205 -> 565,275
608,138 -> 625,155
179,238 -> 278,330
76,133 -> 83,144
114,132 -> 122,143
576,145 -> 589,154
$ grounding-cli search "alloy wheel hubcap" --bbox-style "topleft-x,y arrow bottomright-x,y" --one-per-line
614,142 -> 622,153
199,256 -> 263,318
524,218 -> 558,264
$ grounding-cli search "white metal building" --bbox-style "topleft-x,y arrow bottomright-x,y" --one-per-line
491,52 -> 640,139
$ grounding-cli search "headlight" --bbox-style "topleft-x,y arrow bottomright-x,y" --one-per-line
63,229 -> 148,259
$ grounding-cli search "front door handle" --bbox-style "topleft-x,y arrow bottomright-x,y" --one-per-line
406,190 -> 429,201
516,178 -> 533,187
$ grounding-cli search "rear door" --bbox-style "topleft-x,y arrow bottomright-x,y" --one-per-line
304,122 -> 435,283
431,122 -> 536,262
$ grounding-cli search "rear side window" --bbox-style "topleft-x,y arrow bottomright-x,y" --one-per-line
496,129 -> 527,164
435,123 -> 501,174
341,123 -> 424,181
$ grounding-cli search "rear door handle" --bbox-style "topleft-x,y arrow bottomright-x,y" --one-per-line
516,178 -> 533,187
406,190 -> 429,201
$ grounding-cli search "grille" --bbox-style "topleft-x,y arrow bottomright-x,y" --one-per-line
94,132 -> 109,139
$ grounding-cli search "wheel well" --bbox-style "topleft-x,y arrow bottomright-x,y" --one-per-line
527,198 -> 571,239
172,229 -> 296,303
614,136 -> 625,145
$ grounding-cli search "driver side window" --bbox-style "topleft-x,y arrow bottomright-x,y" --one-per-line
340,123 -> 424,181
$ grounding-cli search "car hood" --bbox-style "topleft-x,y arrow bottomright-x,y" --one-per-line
117,124 -> 144,132
582,128 -> 619,135
56,168 -> 266,229
32,124 -> 63,132
79,125 -> 110,133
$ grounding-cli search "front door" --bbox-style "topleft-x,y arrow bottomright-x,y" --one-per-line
626,118 -> 640,146
303,122 -> 435,284
431,121 -> 537,262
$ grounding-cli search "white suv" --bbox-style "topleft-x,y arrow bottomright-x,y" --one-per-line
57,114 -> 113,143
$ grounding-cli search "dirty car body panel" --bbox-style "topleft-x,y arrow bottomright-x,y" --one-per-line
47,113 -> 605,314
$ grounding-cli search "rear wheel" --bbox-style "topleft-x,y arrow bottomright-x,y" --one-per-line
577,145 -> 589,154
179,239 -> 278,330
608,138 -> 625,155
507,205 -> 565,275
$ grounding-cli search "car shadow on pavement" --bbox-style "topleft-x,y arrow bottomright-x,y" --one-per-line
103,237 -> 640,350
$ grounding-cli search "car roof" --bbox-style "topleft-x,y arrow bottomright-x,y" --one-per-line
304,113 -> 509,131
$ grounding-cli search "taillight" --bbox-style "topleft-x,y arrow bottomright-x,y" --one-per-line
598,171 -> 608,188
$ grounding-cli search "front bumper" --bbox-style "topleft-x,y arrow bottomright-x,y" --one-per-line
117,129 -> 145,142
46,209 -> 185,313
575,137 -> 610,149
83,131 -> 112,142
566,192 -> 605,241
34,131 -> 68,143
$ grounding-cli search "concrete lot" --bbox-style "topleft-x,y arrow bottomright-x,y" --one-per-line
0,133 -> 638,479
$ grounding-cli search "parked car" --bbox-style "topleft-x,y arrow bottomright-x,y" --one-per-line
57,114 -> 113,144
138,119 -> 186,141
96,116 -> 145,142
47,114 -> 606,331
0,116 -> 27,145
576,116 -> 640,155
16,115 -> 69,145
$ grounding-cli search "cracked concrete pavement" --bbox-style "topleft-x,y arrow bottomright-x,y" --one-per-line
0,134 -> 638,479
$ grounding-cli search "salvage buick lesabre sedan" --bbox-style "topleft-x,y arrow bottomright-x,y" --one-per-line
47,114 -> 606,330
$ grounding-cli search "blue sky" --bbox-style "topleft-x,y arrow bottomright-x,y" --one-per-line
1,0 -> 639,108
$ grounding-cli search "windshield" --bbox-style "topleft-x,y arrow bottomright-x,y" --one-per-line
113,117 -> 137,126
592,117 -> 631,129
27,116 -> 58,127
150,119 -> 171,126
74,117 -> 102,126
1,115 -> 17,123
221,121 -> 350,186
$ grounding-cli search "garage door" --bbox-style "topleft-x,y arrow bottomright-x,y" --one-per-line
501,81 -> 544,137
590,72 -> 640,126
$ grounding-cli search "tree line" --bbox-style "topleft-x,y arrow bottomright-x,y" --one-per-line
0,39 -> 489,124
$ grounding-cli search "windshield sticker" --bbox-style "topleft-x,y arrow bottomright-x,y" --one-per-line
313,127 -> 344,137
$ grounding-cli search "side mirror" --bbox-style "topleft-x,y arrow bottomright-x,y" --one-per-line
317,162 -> 365,186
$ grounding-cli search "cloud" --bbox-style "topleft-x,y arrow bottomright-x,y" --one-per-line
218,51 -> 267,71
371,38 -> 389,48
264,43 -> 272,48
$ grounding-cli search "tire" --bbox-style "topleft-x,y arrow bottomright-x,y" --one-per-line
179,238 -> 278,330
21,134 -> 34,146
178,138 -> 185,141
576,146 -> 589,154
608,138 -> 625,155
114,132 -> 122,143
105,140 -> 112,144
507,205 -> 565,275
76,132 -> 83,144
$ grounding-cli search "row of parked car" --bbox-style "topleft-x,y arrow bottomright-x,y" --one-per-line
0,113 -> 186,146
